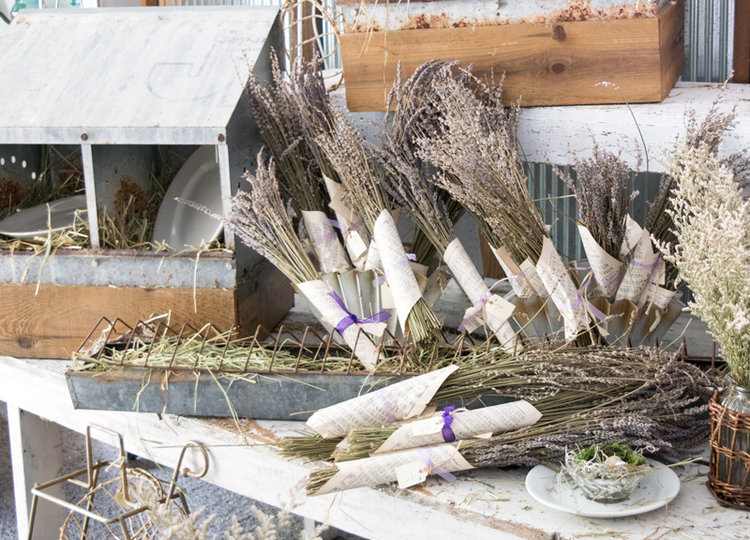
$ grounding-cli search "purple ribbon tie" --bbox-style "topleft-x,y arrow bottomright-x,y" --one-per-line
441,405 -> 457,443
458,291 -> 492,333
328,291 -> 391,334
416,448 -> 457,483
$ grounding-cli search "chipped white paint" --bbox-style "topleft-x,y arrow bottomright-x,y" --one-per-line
517,82 -> 750,173
339,0 -> 660,32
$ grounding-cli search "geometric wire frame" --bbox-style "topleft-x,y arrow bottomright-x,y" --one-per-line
27,425 -> 208,540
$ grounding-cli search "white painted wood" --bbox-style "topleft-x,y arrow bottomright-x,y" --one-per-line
216,142 -> 235,250
79,143 -> 99,248
517,82 -> 750,173
0,7 -> 279,145
333,80 -> 750,174
1,355 -> 748,539
6,404 -> 66,540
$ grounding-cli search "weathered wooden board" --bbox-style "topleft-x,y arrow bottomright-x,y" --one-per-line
339,0 -> 684,111
0,262 -> 292,359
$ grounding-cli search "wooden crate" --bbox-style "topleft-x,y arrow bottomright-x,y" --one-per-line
0,251 -> 292,359
0,8 -> 292,359
339,0 -> 684,111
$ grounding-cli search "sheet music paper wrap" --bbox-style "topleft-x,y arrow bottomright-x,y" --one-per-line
297,279 -> 382,371
374,400 -> 541,454
444,238 -> 518,351
306,366 -> 459,438
314,443 -> 475,495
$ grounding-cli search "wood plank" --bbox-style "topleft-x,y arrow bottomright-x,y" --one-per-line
658,0 -> 685,98
0,284 -> 237,359
235,261 -> 294,339
340,13 -> 675,111
734,1 -> 750,83
7,405 -> 66,540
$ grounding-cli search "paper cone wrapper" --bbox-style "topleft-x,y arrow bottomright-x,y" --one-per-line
445,238 -> 519,351
535,237 -> 589,340
577,223 -> 623,298
324,174 -> 370,270
297,279 -> 381,371
306,365 -> 458,438
374,400 -> 541,454
302,210 -> 351,274
373,210 -> 423,334
314,443 -> 475,495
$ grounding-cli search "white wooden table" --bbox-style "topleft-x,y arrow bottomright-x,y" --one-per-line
2,346 -> 749,540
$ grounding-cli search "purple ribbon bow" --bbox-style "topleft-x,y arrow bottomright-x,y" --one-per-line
416,447 -> 457,483
328,291 -> 391,334
441,405 -> 457,443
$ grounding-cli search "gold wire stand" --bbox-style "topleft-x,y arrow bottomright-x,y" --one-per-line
26,425 -> 209,540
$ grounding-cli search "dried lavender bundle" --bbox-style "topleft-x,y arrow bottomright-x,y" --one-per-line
413,65 -> 592,341
306,351 -> 715,494
186,152 -> 382,370
246,54 -> 326,214
415,64 -> 546,265
246,55 -> 351,275
283,346 -> 717,464
558,144 -> 636,258
315,101 -> 442,346
381,61 -> 465,264
379,63 -> 518,350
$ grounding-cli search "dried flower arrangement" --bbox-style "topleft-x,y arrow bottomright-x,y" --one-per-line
413,63 -> 594,343
313,79 -> 444,347
558,443 -> 649,503
290,347 -> 716,494
657,140 -> 750,388
379,61 -> 518,351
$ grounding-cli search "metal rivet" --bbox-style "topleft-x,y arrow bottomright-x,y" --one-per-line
217,133 -> 225,142
81,133 -> 88,141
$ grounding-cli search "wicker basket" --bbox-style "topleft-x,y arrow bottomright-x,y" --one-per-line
707,388 -> 750,510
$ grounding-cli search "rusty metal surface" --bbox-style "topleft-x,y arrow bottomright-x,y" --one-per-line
339,0 -> 661,33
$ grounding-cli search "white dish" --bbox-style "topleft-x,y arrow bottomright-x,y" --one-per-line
525,459 -> 680,518
0,194 -> 87,241
152,146 -> 224,249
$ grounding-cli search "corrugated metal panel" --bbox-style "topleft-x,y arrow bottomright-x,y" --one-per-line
0,7 -> 279,145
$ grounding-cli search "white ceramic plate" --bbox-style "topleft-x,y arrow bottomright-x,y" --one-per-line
152,146 -> 223,249
525,460 -> 680,518
0,194 -> 86,241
